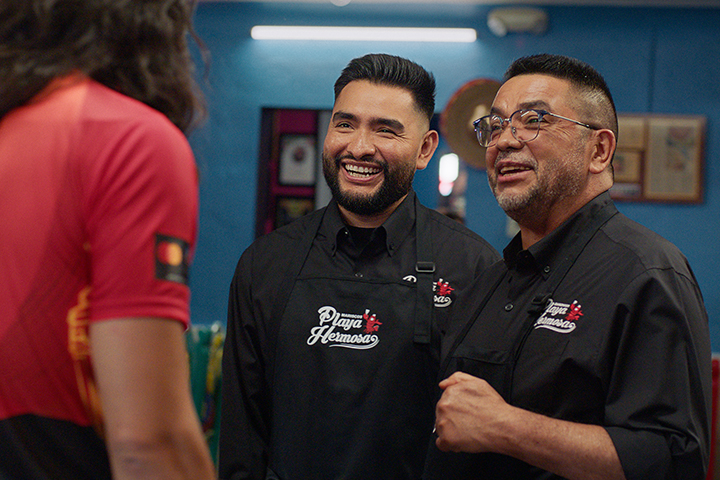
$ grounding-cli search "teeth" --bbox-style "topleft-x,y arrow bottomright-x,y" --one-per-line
345,164 -> 381,177
499,165 -> 530,175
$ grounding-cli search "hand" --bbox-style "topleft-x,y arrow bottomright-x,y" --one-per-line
434,371 -> 510,453
433,372 -> 627,480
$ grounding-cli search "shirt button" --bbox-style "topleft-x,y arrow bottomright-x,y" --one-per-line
504,303 -> 514,312
544,266 -> 551,273
355,272 -> 363,278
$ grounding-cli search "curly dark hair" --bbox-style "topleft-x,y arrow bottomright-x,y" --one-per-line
0,0 -> 206,132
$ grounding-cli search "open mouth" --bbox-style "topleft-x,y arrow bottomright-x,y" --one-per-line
498,164 -> 532,176
344,163 -> 382,178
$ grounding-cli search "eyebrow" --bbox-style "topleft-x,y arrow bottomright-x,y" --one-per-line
490,100 -> 552,116
332,111 -> 405,132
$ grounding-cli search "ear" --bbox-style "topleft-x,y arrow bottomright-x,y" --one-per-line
588,129 -> 616,175
416,129 -> 439,171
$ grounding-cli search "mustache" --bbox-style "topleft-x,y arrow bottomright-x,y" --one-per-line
493,152 -> 537,168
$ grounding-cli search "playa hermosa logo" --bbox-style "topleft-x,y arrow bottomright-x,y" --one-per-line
306,306 -> 381,350
533,300 -> 583,334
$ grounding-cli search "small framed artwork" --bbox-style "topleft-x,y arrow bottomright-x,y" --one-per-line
617,116 -> 647,150
609,113 -> 705,203
278,134 -> 317,186
275,196 -> 314,229
613,149 -> 643,183
643,116 -> 705,203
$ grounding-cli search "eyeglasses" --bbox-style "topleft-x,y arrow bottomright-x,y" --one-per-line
473,109 -> 599,148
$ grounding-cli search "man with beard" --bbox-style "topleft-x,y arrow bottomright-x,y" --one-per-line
218,53 -> 500,480
423,54 -> 711,480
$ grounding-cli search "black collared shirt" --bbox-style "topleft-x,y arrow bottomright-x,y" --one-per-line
425,192 -> 711,480
219,191 -> 500,480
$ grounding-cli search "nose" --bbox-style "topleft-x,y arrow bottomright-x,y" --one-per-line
494,122 -> 522,150
346,129 -> 377,159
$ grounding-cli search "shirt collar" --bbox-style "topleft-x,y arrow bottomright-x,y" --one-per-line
321,191 -> 416,257
503,191 -> 616,276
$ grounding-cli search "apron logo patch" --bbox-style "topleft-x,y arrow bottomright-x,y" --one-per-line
402,275 -> 454,308
434,279 -> 454,308
307,306 -> 380,350
533,300 -> 583,334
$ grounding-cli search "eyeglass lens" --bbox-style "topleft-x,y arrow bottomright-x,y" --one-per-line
476,110 -> 542,147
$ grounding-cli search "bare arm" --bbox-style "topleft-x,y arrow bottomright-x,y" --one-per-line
90,317 -> 216,480
434,371 -> 626,480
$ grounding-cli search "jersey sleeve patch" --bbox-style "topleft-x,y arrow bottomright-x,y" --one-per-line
155,233 -> 190,285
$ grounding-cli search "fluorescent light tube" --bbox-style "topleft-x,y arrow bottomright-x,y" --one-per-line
251,26 -> 477,43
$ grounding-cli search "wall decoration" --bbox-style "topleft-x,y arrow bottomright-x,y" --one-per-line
643,116 -> 705,202
275,196 -> 315,230
255,109 -> 320,237
609,114 -> 705,203
278,134 -> 317,186
613,149 -> 643,183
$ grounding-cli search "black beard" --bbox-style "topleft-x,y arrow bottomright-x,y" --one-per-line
322,153 -> 414,216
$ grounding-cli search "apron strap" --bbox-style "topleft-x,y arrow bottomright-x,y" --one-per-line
413,196 -> 435,345
269,209 -> 326,353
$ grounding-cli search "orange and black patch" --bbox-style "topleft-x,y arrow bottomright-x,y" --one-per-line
155,234 -> 189,285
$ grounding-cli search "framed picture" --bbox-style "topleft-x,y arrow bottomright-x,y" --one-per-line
613,149 -> 643,183
275,196 -> 314,229
643,116 -> 705,202
609,113 -> 705,203
617,116 -> 647,150
278,134 -> 316,186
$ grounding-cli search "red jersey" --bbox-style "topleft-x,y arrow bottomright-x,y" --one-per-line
0,75 -> 199,478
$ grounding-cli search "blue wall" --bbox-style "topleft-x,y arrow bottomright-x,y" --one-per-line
188,2 -> 720,349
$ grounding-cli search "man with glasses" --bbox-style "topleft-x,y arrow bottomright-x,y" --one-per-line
423,54 -> 710,480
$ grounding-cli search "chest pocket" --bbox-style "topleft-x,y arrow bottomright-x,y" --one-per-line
451,344 -> 512,399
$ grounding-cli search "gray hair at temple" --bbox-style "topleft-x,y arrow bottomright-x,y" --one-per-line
504,53 -> 618,139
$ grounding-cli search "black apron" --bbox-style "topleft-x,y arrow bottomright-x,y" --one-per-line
268,200 -> 437,479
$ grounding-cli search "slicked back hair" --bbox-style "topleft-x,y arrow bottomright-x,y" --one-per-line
334,53 -> 436,124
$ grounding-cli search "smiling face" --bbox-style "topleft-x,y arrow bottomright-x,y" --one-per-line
322,80 -> 437,227
486,74 -> 593,230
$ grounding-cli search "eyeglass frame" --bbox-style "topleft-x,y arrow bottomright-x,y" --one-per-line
472,108 -> 601,148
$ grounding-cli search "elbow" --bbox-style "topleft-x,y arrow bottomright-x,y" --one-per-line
106,426 -> 214,478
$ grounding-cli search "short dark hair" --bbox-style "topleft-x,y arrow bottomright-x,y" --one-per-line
334,53 -> 436,124
0,0 -> 206,132
504,54 -> 618,137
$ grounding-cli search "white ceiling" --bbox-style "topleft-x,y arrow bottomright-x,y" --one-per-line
199,0 -> 720,6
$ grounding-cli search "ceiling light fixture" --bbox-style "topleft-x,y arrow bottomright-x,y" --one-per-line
250,26 -> 477,43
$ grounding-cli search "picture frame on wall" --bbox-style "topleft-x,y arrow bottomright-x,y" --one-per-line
274,196 -> 315,230
613,149 -> 643,184
278,134 -> 317,186
643,116 -> 705,203
609,114 -> 705,204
